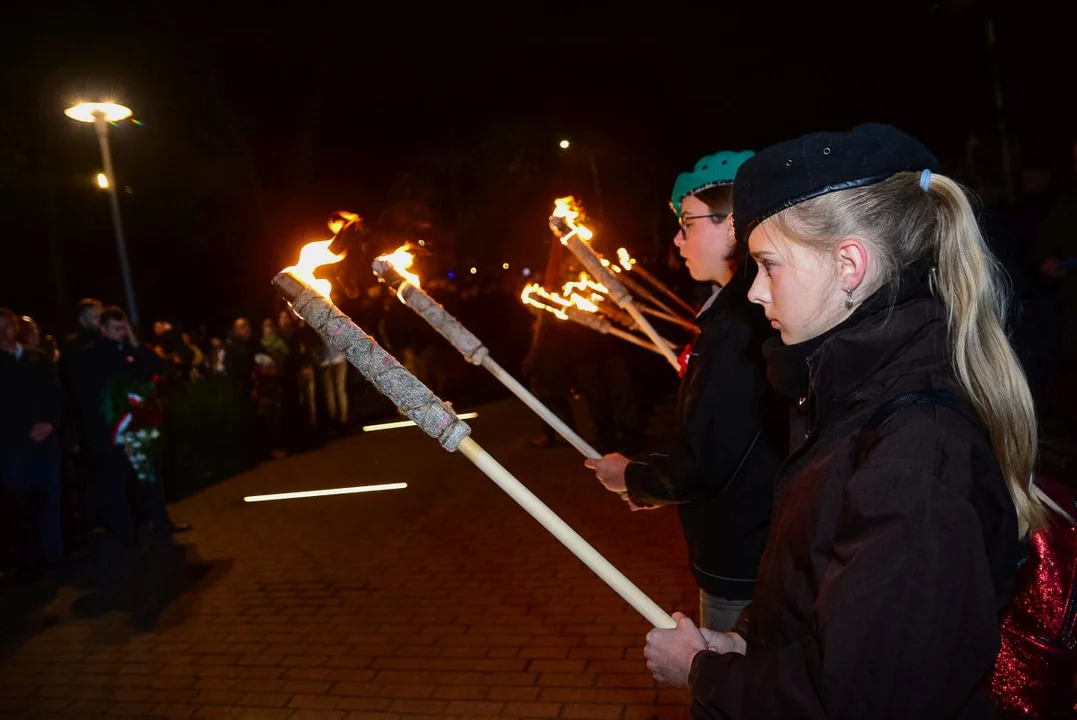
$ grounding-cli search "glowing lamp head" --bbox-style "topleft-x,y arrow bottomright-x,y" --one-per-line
64,102 -> 133,123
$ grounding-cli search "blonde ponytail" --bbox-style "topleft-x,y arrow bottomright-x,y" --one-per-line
928,175 -> 1044,536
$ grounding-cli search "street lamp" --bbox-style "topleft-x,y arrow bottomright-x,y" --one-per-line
559,139 -> 570,150
65,101 -> 139,327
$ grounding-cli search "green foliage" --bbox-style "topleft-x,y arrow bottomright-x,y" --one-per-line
161,376 -> 246,500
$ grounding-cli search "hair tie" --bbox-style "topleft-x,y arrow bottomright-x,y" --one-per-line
919,169 -> 932,192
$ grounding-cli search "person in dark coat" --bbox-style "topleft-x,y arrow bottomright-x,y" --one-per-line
643,124 -> 1044,719
59,298 -> 105,453
225,317 -> 260,465
68,306 -> 184,547
57,298 -> 105,547
0,308 -> 64,574
584,150 -> 786,631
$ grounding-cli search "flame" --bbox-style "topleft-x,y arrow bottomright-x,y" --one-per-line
375,244 -> 422,289
522,277 -> 605,320
521,283 -> 569,320
282,240 -> 345,299
551,196 -> 594,243
329,210 -> 361,236
562,272 -> 608,297
566,292 -> 600,313
616,248 -> 636,271
560,273 -> 607,313
599,257 -> 622,273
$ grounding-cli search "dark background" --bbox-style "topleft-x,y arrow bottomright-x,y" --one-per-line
1,0 -> 1072,333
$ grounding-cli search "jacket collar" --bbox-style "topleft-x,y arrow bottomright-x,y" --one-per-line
808,296 -> 950,407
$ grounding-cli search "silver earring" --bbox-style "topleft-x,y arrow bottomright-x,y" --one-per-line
845,288 -> 854,310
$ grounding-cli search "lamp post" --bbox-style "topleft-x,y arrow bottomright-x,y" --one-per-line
64,101 -> 139,327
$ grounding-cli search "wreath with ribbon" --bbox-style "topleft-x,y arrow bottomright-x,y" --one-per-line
102,375 -> 163,484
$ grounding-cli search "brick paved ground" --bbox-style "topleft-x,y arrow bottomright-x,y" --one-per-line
0,397 -> 699,719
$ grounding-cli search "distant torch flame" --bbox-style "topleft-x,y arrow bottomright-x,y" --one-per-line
282,240 -> 345,299
522,279 -> 604,319
561,273 -> 607,313
375,244 -> 421,290
562,272 -> 608,297
521,283 -> 570,320
567,292 -> 600,313
599,257 -> 622,273
551,196 -> 594,242
616,248 -> 636,271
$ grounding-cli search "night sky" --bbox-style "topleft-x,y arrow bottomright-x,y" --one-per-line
1,0 -> 1072,335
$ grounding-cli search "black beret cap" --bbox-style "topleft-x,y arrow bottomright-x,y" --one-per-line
733,123 -> 940,245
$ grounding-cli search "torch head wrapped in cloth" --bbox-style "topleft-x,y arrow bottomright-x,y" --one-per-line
548,197 -> 630,306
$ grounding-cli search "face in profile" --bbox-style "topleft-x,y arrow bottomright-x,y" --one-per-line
81,305 -> 102,331
748,223 -> 846,345
673,195 -> 738,286
101,318 -> 128,344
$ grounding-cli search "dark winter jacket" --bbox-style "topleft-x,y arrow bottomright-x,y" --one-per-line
625,271 -> 786,601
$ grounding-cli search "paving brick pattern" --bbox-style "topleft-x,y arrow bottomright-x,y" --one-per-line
0,399 -> 698,719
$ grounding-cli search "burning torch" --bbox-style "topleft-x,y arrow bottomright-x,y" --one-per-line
371,246 -> 600,459
550,197 -> 681,371
520,283 -> 668,356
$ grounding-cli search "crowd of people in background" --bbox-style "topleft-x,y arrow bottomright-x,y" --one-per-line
0,256 -> 689,583
0,300 -> 187,583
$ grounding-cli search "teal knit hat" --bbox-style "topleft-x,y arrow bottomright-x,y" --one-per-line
670,150 -> 755,218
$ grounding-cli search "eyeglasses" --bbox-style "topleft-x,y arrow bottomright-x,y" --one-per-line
679,212 -> 729,236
